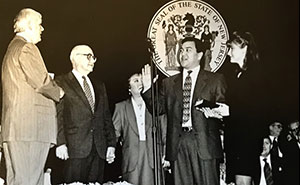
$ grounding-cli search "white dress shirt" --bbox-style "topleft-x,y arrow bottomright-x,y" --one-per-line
131,97 -> 146,141
72,69 -> 95,103
259,155 -> 272,185
182,65 -> 200,127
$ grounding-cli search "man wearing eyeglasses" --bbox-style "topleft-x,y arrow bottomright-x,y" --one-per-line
53,45 -> 116,184
282,120 -> 299,185
268,121 -> 284,158
268,121 -> 284,185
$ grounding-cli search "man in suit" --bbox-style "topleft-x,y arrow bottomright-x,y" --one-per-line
267,121 -> 284,184
253,137 -> 282,185
141,37 -> 227,185
282,120 -> 299,185
1,8 -> 64,185
54,45 -> 116,184
268,121 -> 284,159
112,73 -> 166,185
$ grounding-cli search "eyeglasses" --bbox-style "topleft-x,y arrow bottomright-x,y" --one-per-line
77,53 -> 97,61
273,124 -> 283,129
290,127 -> 299,133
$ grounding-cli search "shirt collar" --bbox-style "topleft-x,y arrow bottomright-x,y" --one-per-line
16,32 -> 30,42
183,65 -> 200,77
260,154 -> 271,163
72,69 -> 88,81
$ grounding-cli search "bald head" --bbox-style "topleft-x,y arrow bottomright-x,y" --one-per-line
70,45 -> 96,76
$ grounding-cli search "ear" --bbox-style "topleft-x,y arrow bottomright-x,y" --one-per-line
197,52 -> 203,61
27,20 -> 34,31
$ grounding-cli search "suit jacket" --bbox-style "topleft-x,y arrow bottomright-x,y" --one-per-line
281,134 -> 300,185
1,36 -> 60,144
253,155 -> 282,185
55,72 -> 116,159
112,99 -> 167,173
143,69 -> 227,161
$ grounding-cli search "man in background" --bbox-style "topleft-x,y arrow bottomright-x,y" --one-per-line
1,8 -> 64,185
282,120 -> 299,185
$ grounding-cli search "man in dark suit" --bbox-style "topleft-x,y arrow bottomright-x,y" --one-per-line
253,137 -> 282,185
1,8 -> 64,185
54,45 -> 116,184
268,121 -> 284,184
142,37 -> 227,185
282,120 -> 299,185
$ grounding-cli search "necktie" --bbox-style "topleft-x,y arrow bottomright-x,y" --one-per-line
263,158 -> 274,185
82,76 -> 95,112
271,138 -> 279,157
182,70 -> 192,123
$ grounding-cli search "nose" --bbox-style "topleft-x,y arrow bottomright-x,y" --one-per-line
39,25 -> 44,33
227,48 -> 232,57
91,58 -> 97,63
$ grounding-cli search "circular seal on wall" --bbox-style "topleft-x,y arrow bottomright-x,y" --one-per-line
147,0 -> 229,77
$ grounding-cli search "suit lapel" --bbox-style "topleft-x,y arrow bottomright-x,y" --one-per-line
173,73 -> 183,112
145,108 -> 151,133
125,99 -> 139,135
66,72 -> 93,112
192,69 -> 208,105
90,79 -> 99,111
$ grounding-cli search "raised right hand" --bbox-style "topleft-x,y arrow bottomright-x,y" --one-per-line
141,64 -> 152,93
141,64 -> 158,93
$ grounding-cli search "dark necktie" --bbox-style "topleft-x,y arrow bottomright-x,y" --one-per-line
182,70 -> 192,123
271,138 -> 279,158
263,158 -> 274,185
82,76 -> 95,112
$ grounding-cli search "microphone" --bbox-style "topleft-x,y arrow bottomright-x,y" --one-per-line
145,38 -> 155,53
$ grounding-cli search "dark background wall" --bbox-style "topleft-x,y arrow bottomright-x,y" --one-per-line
0,0 -> 299,122
0,0 -> 299,181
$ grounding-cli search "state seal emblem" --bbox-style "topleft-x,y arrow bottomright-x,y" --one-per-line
147,0 -> 229,77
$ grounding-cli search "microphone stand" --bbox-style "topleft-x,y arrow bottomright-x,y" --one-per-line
146,38 -> 165,185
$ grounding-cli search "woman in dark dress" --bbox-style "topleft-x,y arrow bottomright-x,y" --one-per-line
223,31 -> 268,185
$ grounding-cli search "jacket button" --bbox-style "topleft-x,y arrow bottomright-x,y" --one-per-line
90,129 -> 94,132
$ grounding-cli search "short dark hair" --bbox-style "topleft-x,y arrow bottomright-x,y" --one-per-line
181,37 -> 205,53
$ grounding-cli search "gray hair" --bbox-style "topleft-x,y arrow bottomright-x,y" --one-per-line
13,8 -> 41,33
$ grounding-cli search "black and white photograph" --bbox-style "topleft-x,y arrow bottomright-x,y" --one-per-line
0,0 -> 298,185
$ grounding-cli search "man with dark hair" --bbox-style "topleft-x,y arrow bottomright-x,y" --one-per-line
141,37 -> 228,185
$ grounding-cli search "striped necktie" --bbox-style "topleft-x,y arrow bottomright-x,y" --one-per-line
182,70 -> 192,123
263,158 -> 274,185
82,76 -> 95,112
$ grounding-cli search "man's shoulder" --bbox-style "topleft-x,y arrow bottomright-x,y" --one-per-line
162,73 -> 180,83
55,72 -> 71,81
6,36 -> 27,52
89,77 -> 106,90
202,70 -> 225,81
